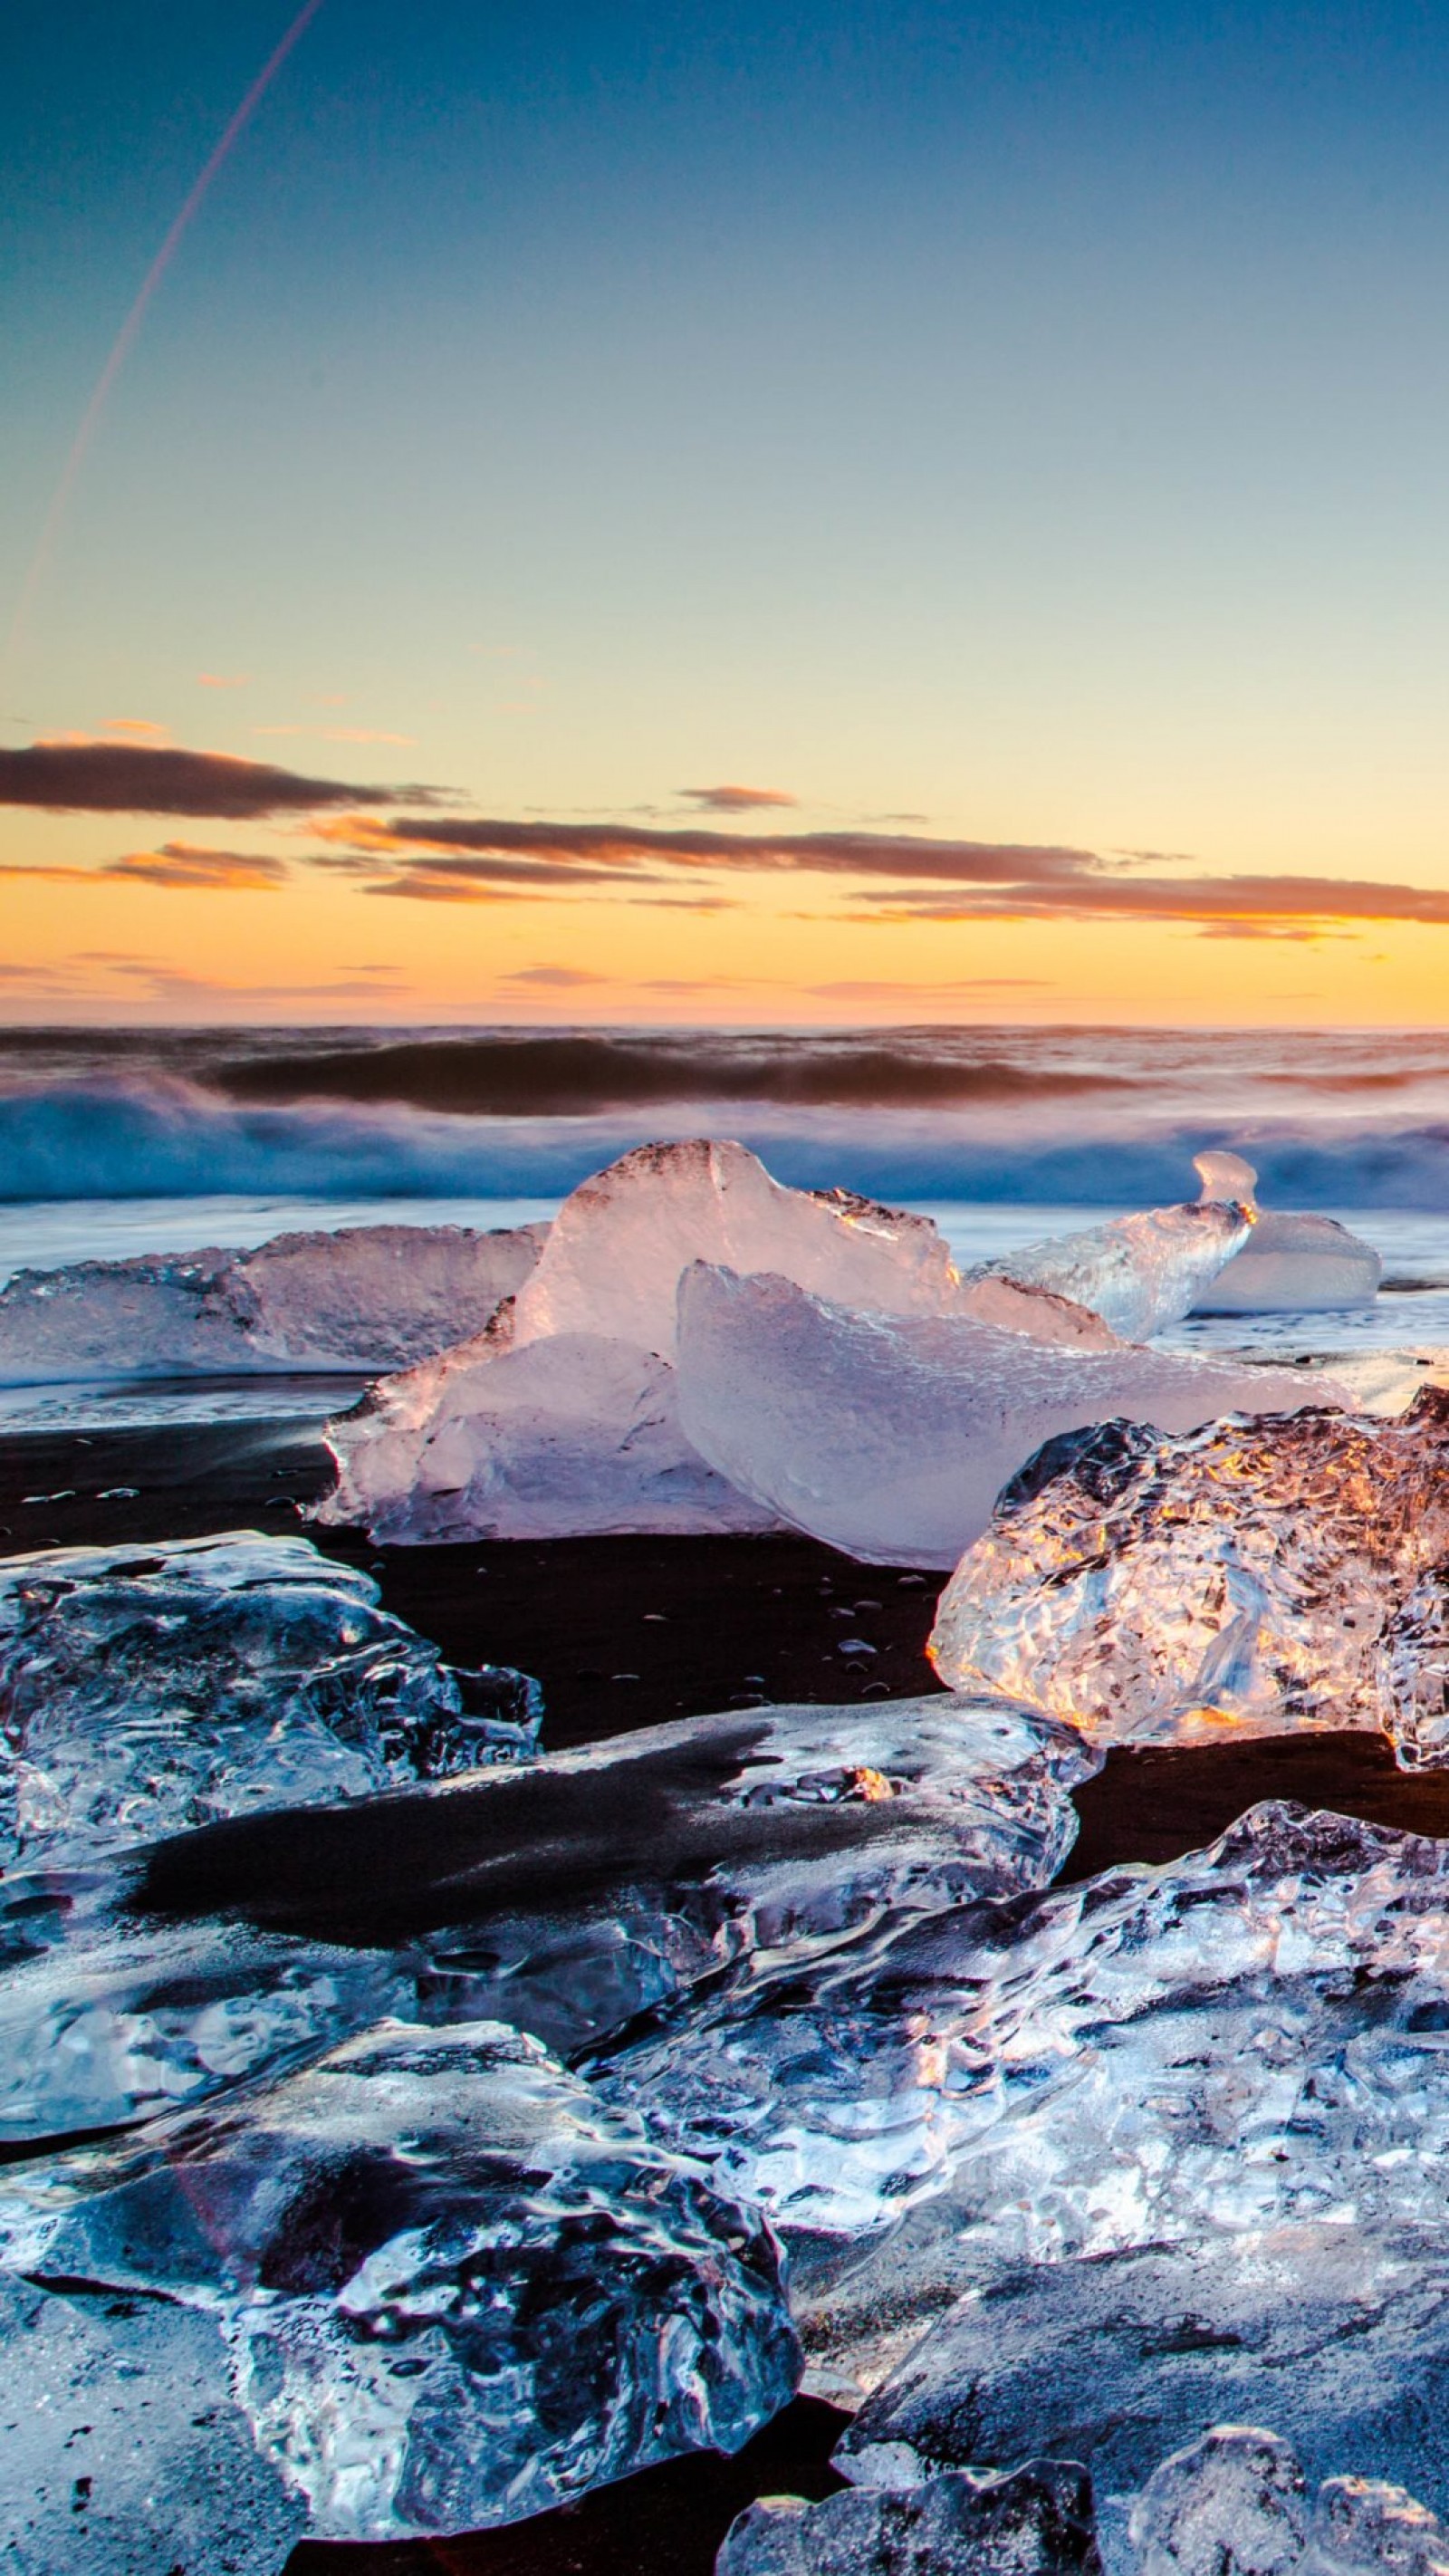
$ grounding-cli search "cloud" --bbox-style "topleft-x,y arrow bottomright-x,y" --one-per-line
197,672 -> 249,689
679,783 -> 798,812
103,716 -> 171,742
504,965 -> 610,986
102,963 -> 410,1004
101,842 -> 292,891
254,726 -> 419,746
842,872 -> 1449,929
0,740 -> 446,817
808,977 -> 1054,997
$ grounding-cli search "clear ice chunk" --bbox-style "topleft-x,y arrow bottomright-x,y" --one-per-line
794,1802 -> 1449,2394
1129,2430 -> 1310,2576
1191,1212 -> 1382,1316
19,2018 -> 800,2542
0,1221 -> 542,1385
321,1140 -> 978,1543
964,1197 -> 1253,1341
928,1390 -> 1449,1763
676,1266 -> 1343,1566
0,2267 -> 304,2576
0,1531 -> 542,1863
715,2458 -> 1101,2576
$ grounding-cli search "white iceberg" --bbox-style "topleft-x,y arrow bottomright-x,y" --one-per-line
676,1265 -> 1344,1566
0,1531 -> 540,1863
927,1390 -> 1449,1763
0,1220 -> 543,1386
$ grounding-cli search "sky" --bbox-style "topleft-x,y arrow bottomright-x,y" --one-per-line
5,0 -> 1449,1026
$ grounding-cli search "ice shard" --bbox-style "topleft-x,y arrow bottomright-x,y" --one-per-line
1179,1155 -> 1382,1315
676,1266 -> 1343,1566
0,1220 -> 542,1386
964,1195 -> 1253,1341
0,1531 -> 541,1863
928,1389 -> 1449,1763
716,2457 -> 1102,2576
15,2018 -> 800,2542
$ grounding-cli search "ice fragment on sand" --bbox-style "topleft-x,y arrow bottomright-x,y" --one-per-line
928,1389 -> 1449,1764
0,1530 -> 540,1862
715,2458 -> 1101,2576
24,2019 -> 799,2541
964,1196 -> 1252,1341
0,1222 -> 542,1385
0,2268 -> 303,2576
801,1802 -> 1449,2391
1128,2429 -> 1310,2576
677,1265 -> 1342,1566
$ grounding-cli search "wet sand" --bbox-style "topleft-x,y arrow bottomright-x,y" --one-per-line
7,1414 -> 1449,2571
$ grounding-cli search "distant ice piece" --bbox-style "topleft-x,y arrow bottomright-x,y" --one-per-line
716,2458 -> 1102,2576
1183,1154 -> 1381,1315
23,2018 -> 799,2542
321,1139 -> 981,1542
0,1531 -> 541,1863
0,2268 -> 303,2576
796,1802 -> 1449,2393
964,1183 -> 1253,1341
928,1389 -> 1449,1763
677,1265 -> 1344,1566
0,1220 -> 543,1385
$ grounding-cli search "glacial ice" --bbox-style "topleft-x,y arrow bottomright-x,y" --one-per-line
0,1531 -> 541,1862
14,2017 -> 800,2542
927,1389 -> 1449,1762
964,1196 -> 1253,1341
676,1266 -> 1343,1566
716,2457 -> 1102,2576
0,1219 -> 542,1385
781,1802 -> 1449,2391
1178,1154 -> 1382,1314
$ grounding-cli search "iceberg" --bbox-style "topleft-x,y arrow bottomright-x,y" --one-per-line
716,2457 -> 1102,2576
676,1266 -> 1344,1566
0,1219 -> 543,1386
14,2017 -> 800,2542
1181,1156 -> 1381,1315
928,1389 -> 1449,1763
0,1531 -> 541,1863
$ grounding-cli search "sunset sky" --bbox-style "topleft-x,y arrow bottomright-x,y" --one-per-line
6,0 -> 1449,1025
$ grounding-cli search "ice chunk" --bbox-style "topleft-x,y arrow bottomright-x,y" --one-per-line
0,1221 -> 542,1385
1192,1213 -> 1382,1316
24,2018 -> 800,2542
795,1802 -> 1449,2390
964,1195 -> 1252,1341
320,1140 -> 974,1542
0,2268 -> 304,2576
1311,2476 -> 1449,2576
677,1266 -> 1343,1567
0,1531 -> 541,1862
928,1390 -> 1449,1764
1129,2429 -> 1310,2576
323,1331 -> 778,1541
716,2458 -> 1101,2576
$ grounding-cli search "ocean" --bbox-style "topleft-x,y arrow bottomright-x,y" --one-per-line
2,1022 -> 1448,1426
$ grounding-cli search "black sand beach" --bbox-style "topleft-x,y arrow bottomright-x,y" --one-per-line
8,1413 -> 1449,2571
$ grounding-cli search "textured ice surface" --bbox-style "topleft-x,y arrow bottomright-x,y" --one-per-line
369,1692 -> 1098,2062
1194,1214 -> 1382,1316
792,1802 -> 1449,2390
0,1220 -> 542,1384
717,2458 -> 1101,2576
928,1390 -> 1449,1763
677,1266 -> 1342,1566
321,1139 -> 979,1542
0,2268 -> 303,2576
0,1530 -> 541,1862
966,1198 -> 1252,1341
18,2017 -> 800,2542
1129,2430 -> 1310,2576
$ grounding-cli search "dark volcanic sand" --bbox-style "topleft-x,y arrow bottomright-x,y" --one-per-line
7,1413 -> 1449,2573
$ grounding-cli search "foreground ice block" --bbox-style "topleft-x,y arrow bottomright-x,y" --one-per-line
929,1389 -> 1449,1763
0,1220 -> 542,1385
17,2017 -> 800,2542
0,1532 -> 541,1862
677,1266 -> 1341,1566
965,1196 -> 1253,1342
717,2458 -> 1102,2576
789,1802 -> 1449,2388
